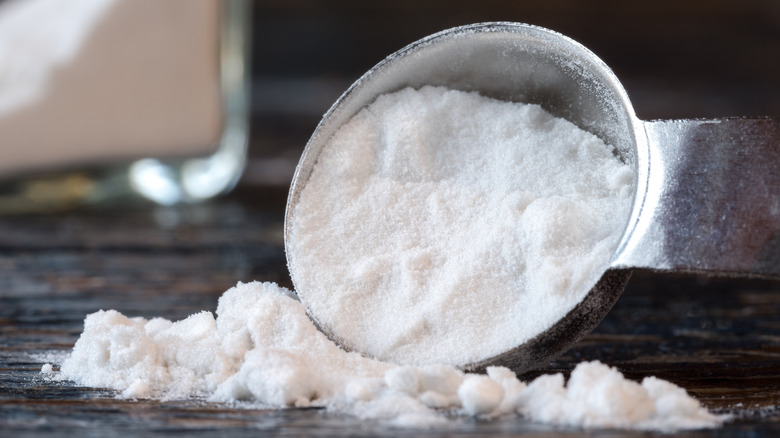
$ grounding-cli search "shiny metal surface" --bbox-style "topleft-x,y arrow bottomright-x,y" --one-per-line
285,22 -> 779,373
614,118 -> 780,279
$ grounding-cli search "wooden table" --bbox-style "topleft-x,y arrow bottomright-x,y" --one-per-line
1,3 -> 779,435
1,187 -> 777,437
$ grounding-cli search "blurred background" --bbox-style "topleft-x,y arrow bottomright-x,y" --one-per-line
0,0 -> 779,199
1,4 -> 779,428
247,0 -> 780,187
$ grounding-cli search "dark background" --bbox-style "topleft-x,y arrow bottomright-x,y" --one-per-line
246,0 -> 780,186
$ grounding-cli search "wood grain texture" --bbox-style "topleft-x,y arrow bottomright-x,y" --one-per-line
0,188 -> 778,437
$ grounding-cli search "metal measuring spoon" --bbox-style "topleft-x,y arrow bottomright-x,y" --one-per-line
284,22 -> 780,374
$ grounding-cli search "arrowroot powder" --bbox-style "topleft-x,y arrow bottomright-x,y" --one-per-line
49,86 -> 725,431
53,281 -> 723,431
288,86 -> 634,365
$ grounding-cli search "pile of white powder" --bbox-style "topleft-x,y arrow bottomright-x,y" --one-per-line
288,86 -> 634,365
51,281 -> 722,431
47,86 -> 723,431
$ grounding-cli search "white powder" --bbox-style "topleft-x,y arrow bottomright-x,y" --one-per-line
288,86 -> 634,365
51,87 -> 723,430
55,281 -> 722,430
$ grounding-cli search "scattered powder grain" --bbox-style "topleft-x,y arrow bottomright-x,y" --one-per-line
288,86 -> 634,365
50,87 -> 723,431
54,281 -> 723,431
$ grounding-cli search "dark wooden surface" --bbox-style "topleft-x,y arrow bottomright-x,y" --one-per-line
0,187 -> 778,437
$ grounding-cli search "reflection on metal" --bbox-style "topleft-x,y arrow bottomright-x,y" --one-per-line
613,118 -> 780,279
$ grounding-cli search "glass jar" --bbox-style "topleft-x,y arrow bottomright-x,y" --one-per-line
0,0 -> 251,213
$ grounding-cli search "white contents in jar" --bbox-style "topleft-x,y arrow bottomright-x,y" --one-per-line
53,281 -> 723,431
288,86 -> 635,366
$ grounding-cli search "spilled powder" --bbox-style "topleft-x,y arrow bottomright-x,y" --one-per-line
288,86 -> 634,365
49,87 -> 723,431
52,281 -> 723,431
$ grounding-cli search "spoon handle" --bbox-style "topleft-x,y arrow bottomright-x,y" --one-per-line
613,118 -> 780,279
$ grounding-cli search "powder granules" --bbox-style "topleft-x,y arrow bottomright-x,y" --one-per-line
49,86 -> 723,431
288,86 -> 634,365
54,281 -> 722,431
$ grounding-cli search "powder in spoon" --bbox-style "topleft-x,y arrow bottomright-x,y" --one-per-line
287,85 -> 634,365
47,86 -> 722,430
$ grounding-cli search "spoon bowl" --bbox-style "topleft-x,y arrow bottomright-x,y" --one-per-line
285,23 -> 780,373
